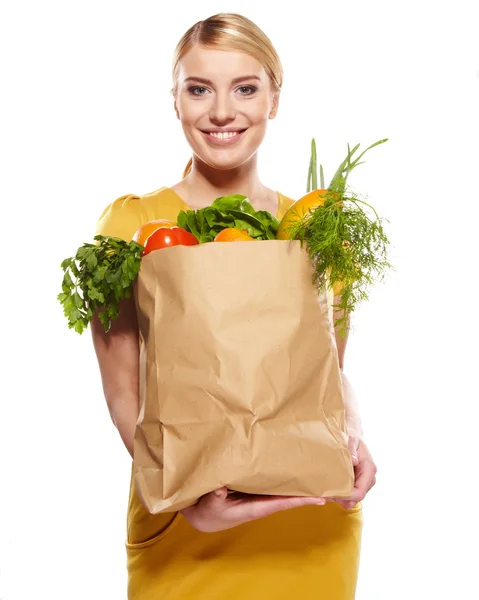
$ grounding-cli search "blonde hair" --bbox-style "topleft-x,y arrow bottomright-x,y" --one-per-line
172,13 -> 283,179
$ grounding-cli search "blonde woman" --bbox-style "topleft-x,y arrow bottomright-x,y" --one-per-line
92,13 -> 377,600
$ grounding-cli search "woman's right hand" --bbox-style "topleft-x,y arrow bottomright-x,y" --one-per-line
180,488 -> 326,532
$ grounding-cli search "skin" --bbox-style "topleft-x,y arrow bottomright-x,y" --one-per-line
91,45 -> 377,533
170,47 -> 279,213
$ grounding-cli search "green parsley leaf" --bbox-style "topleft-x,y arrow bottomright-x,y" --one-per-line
58,235 -> 143,334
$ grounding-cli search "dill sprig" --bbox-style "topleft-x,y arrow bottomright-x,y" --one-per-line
287,140 -> 394,338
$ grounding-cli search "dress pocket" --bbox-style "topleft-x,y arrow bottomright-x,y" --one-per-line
125,512 -> 181,551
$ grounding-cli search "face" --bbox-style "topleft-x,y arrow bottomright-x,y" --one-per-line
174,47 -> 279,171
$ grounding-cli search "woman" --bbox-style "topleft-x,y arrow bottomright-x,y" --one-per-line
92,13 -> 377,600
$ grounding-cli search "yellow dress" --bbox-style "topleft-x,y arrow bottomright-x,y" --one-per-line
95,186 -> 363,600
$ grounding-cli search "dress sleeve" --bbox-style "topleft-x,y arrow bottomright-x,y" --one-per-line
95,193 -> 143,242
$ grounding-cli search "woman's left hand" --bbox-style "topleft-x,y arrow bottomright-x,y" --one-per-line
327,439 -> 377,509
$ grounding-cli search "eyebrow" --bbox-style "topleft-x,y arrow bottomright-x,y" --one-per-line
184,75 -> 262,85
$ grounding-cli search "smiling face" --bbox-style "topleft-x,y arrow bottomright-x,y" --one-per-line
174,47 -> 279,171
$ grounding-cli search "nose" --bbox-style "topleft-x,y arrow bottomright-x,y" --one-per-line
209,91 -> 236,124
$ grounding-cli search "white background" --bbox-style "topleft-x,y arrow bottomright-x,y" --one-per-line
1,1 -> 478,598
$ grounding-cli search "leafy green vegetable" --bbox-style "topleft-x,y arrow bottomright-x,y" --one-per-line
177,194 -> 279,243
58,235 -> 143,334
286,137 -> 394,338
286,178 -> 394,338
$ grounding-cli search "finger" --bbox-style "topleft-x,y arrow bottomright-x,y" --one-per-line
322,496 -> 355,509
343,460 -> 376,503
336,499 -> 354,509
229,494 -> 327,522
212,487 -> 228,500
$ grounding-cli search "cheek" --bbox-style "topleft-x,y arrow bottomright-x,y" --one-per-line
247,98 -> 272,125
177,97 -> 204,124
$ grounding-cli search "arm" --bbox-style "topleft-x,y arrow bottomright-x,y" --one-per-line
90,296 -> 140,459
328,297 -> 376,509
333,298 -> 363,449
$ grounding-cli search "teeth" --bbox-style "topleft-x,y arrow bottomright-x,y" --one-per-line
209,131 -> 239,139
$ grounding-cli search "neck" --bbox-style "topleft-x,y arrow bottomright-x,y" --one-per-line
183,155 -> 266,208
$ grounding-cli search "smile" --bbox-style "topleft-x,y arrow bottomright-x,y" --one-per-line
200,129 -> 247,145
209,130 -> 241,139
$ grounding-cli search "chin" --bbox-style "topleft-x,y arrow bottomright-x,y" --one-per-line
200,148 -> 260,172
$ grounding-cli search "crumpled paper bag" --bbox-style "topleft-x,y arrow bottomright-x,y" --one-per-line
133,240 -> 354,513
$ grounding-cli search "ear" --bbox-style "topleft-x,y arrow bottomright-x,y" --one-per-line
269,92 -> 280,120
174,98 -> 180,120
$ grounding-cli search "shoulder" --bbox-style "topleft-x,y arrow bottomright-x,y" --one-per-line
95,186 -> 184,241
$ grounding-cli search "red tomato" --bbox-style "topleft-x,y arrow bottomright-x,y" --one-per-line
142,227 -> 199,256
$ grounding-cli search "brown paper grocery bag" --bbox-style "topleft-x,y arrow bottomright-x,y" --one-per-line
133,240 -> 354,514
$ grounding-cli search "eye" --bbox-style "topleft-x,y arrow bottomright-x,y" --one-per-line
237,85 -> 257,96
188,86 -> 209,96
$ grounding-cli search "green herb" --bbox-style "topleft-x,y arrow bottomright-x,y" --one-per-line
287,139 -> 394,338
58,235 -> 143,334
177,194 -> 279,243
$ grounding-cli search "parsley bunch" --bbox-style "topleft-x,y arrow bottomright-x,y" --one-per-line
58,235 -> 143,334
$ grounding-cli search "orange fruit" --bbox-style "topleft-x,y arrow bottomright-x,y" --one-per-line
276,190 -> 328,240
276,189 -> 343,240
132,219 -> 176,246
214,228 -> 256,242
